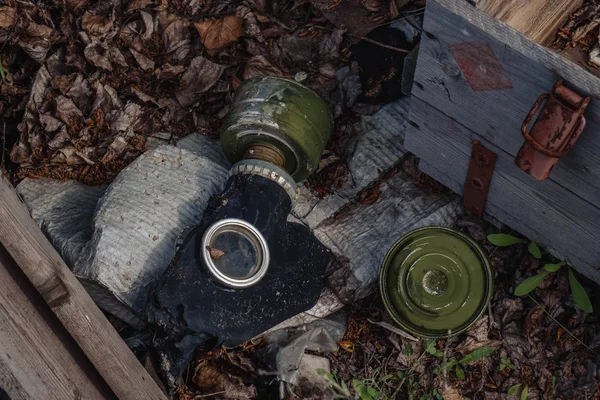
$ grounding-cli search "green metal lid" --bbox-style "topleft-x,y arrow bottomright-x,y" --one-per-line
379,227 -> 493,337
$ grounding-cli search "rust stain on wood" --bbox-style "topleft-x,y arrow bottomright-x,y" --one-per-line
449,41 -> 513,92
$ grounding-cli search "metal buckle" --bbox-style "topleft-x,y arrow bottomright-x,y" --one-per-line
516,80 -> 590,180
463,141 -> 497,217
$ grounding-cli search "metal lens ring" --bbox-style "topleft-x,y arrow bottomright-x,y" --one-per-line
201,218 -> 270,289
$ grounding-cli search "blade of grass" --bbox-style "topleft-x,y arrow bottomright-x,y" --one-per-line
527,242 -> 541,259
544,262 -> 564,273
487,234 -> 527,246
508,384 -> 521,395
458,345 -> 497,364
514,271 -> 549,296
527,295 -> 599,356
568,267 -> 593,313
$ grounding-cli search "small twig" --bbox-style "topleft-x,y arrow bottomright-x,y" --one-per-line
441,332 -> 453,391
352,36 -> 410,53
370,10 -> 425,30
315,25 -> 411,53
488,246 -> 499,258
367,318 -> 419,341
193,391 -> 227,399
527,294 -> 600,356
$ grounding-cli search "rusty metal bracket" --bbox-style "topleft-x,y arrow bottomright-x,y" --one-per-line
516,80 -> 590,180
463,141 -> 497,217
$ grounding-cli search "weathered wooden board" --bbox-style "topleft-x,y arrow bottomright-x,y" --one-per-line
411,0 -> 600,207
477,0 -> 582,44
436,0 -> 600,97
0,174 -> 168,400
406,97 -> 600,283
0,246 -> 114,400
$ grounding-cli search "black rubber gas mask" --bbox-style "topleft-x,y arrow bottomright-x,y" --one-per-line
147,77 -> 333,391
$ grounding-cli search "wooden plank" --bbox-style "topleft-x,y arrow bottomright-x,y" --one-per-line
435,0 -> 600,95
412,0 -> 600,207
0,175 -> 168,400
405,97 -> 600,283
477,0 -> 582,45
0,246 -> 114,400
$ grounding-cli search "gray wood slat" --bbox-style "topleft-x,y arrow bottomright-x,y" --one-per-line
412,0 -> 600,207
0,174 -> 169,400
0,246 -> 113,400
406,97 -> 600,283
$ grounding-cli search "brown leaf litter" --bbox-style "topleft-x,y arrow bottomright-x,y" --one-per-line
1,0 -> 371,185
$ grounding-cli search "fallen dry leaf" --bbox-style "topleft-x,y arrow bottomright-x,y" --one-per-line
194,15 -> 243,51
441,386 -> 464,400
155,63 -> 185,79
126,0 -> 153,12
82,11 -> 113,37
193,362 -> 257,399
359,184 -> 381,205
102,137 -> 128,163
47,126 -> 70,150
55,95 -> 83,134
19,19 -> 54,62
207,246 -> 226,260
236,6 -> 265,42
130,48 -> 155,71
161,18 -> 190,60
0,6 -> 17,29
39,114 -> 64,132
337,340 -> 354,352
64,0 -> 89,12
175,56 -> 225,107
243,55 -> 283,80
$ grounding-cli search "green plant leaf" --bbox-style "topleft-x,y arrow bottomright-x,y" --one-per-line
455,364 -> 465,380
507,384 -> 521,395
397,371 -> 406,379
487,234 -> 527,246
424,339 -> 443,357
514,271 -> 549,296
316,368 -> 335,382
352,380 -> 373,400
381,374 -> 395,382
568,267 -> 593,313
402,343 -> 413,355
521,385 -> 528,400
439,359 -> 457,372
544,262 -> 565,273
458,345 -> 497,364
527,242 -> 541,259
366,386 -> 380,398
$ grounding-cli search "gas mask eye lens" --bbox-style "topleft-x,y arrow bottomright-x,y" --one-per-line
211,231 -> 258,279
201,219 -> 270,288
